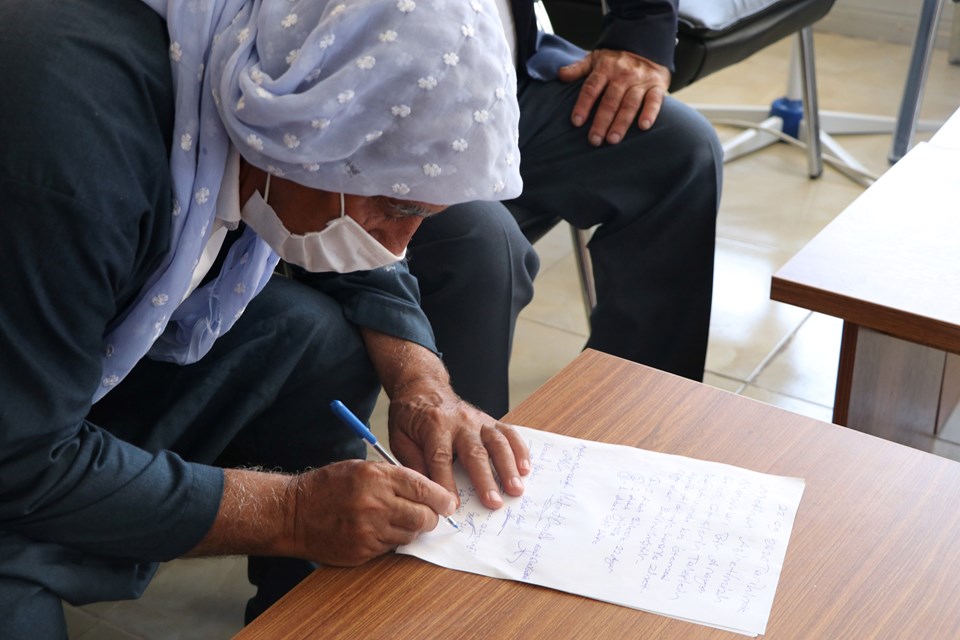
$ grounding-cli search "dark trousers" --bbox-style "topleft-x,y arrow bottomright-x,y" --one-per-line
409,76 -> 723,418
1,277 -> 378,638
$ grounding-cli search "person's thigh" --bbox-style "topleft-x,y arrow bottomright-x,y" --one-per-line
0,530 -> 159,640
408,201 -> 539,417
508,77 -> 723,379
509,76 -> 722,235
88,275 -> 376,471
0,572 -> 66,640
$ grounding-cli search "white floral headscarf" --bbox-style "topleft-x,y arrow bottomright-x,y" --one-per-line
94,0 -> 521,402
213,0 -> 521,202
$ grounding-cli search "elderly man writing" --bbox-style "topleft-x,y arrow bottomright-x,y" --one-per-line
0,0 -> 529,635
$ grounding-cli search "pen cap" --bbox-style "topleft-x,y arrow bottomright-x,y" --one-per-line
330,399 -> 378,444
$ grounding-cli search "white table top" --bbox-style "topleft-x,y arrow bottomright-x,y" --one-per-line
930,106 -> 960,149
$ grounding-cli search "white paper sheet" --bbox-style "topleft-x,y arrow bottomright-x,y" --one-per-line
398,426 -> 804,637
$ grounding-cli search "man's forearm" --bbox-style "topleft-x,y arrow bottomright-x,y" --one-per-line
187,333 -> 452,561
187,467 -> 296,558
359,328 -> 530,510
360,327 -> 451,399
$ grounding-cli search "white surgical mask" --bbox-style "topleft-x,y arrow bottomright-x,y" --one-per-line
240,175 -> 407,273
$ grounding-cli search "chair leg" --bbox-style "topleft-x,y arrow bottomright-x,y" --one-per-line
570,225 -> 596,323
951,0 -> 960,65
797,28 -> 823,179
889,0 -> 945,163
692,27 -> 941,187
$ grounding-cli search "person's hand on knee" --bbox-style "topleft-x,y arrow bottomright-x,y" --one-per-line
558,49 -> 671,144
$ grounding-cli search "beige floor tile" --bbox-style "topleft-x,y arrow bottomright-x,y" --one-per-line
751,312 -> 843,407
739,385 -> 835,425
532,222 -> 578,270
676,33 -> 960,125
932,438 -> 960,463
521,249 -> 592,337
814,35 -> 960,122
508,317 -> 586,410
702,372 -> 745,394
74,621 -> 143,640
715,140 -> 871,252
76,557 -> 251,640
705,238 -> 810,381
370,388 -> 391,443
64,605 -> 100,638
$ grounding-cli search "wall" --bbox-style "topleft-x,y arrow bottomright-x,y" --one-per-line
817,0 -> 956,48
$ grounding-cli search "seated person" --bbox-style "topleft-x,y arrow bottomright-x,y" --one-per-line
409,0 -> 723,417
0,0 -> 532,635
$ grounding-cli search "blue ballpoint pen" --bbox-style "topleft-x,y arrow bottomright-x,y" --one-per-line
329,400 -> 460,530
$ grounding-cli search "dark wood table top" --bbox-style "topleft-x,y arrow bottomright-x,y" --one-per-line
771,141 -> 960,354
236,350 -> 960,639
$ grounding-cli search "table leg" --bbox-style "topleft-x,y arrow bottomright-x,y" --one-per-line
831,322 -> 858,427
938,353 -> 960,432
833,322 -> 946,452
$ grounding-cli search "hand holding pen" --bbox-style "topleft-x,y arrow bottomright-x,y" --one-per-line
331,400 -> 460,530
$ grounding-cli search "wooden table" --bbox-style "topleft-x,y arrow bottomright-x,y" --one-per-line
771,136 -> 960,452
235,350 -> 960,639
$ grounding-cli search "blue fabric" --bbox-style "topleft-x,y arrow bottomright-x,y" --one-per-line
93,0 -> 522,404
95,0 -> 281,402
526,31 -> 589,80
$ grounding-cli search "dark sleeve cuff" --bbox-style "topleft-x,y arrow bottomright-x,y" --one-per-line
292,261 -> 439,356
157,461 -> 224,560
120,457 -> 224,561
598,2 -> 679,71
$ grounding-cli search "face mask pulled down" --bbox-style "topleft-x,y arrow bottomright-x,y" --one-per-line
240,175 -> 407,273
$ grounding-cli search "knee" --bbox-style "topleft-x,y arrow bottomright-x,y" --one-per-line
0,577 -> 66,639
410,201 -> 539,299
661,97 -> 723,185
245,278 -> 378,394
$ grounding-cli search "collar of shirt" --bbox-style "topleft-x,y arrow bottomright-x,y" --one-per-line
495,0 -> 517,66
183,146 -> 242,301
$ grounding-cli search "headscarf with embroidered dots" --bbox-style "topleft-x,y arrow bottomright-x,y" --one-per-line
94,0 -> 521,402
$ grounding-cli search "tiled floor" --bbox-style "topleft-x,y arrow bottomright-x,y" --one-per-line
65,31 -> 960,639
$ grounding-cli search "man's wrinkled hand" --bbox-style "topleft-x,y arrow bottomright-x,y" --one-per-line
557,49 -> 671,145
386,386 -> 531,511
286,460 -> 456,566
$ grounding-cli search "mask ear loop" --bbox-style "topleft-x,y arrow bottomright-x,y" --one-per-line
263,173 -> 272,204
339,192 -> 347,219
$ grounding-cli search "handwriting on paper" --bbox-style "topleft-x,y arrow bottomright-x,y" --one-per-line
398,426 -> 804,637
